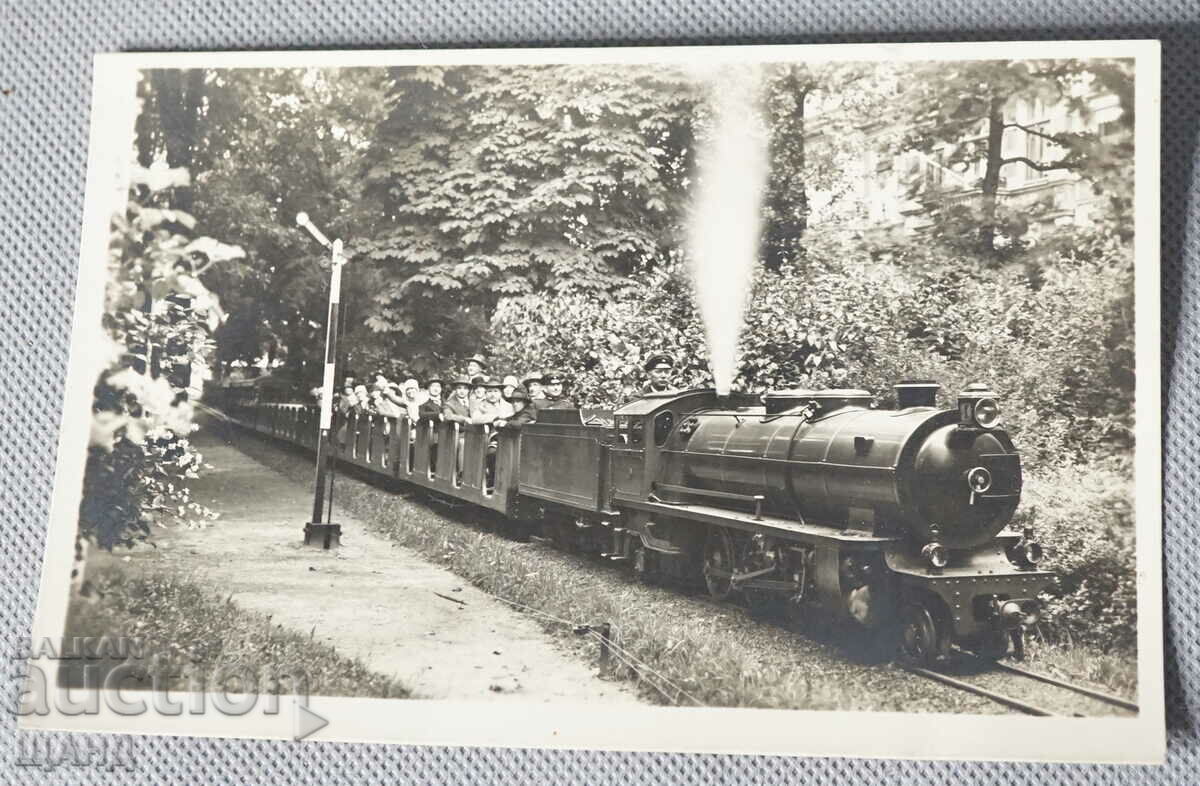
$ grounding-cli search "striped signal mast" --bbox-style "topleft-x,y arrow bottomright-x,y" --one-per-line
296,212 -> 345,549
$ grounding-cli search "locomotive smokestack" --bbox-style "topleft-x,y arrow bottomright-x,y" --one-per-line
894,381 -> 940,409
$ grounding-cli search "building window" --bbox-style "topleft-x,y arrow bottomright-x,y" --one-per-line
1024,122 -> 1048,182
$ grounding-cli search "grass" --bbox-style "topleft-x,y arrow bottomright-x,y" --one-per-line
232,430 -> 1095,714
222,423 -> 1138,714
62,566 -> 412,700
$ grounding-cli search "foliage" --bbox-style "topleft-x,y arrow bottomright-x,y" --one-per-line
1015,461 -> 1137,651
350,65 -> 700,373
79,165 -> 239,550
184,68 -> 395,379
492,226 -> 1134,467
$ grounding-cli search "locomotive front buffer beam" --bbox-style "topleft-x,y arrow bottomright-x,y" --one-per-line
884,546 -> 1055,640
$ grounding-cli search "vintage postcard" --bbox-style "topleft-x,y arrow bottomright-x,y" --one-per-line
24,40 -> 1162,764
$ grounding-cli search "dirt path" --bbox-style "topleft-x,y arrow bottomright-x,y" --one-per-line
105,422 -> 637,704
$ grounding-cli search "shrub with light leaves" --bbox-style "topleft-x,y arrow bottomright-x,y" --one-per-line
79,164 -> 243,551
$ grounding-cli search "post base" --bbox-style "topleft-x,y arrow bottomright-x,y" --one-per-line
303,523 -> 342,549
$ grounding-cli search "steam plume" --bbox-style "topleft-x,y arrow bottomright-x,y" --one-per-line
685,66 -> 769,396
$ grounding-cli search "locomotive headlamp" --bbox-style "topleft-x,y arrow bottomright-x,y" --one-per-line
957,383 -> 1002,430
973,397 -> 1002,429
966,466 -> 993,494
921,542 -> 948,570
1018,539 -> 1044,566
1009,527 -> 1044,568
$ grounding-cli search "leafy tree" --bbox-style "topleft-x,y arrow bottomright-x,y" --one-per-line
894,58 -> 1134,257
355,65 -> 699,370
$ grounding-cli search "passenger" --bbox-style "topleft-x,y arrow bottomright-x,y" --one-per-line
469,376 -> 488,414
522,372 -> 545,401
470,378 -> 506,424
494,387 -> 536,430
466,353 -> 488,379
443,377 -> 473,479
443,378 -> 472,423
371,379 -> 403,419
484,387 -> 537,490
418,376 -> 444,421
418,375 -> 445,472
466,355 -> 488,407
495,378 -> 516,419
501,375 -> 519,402
399,378 -> 426,421
533,373 -> 560,410
642,353 -> 677,394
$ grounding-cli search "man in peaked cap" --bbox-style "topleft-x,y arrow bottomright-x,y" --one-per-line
642,353 -> 677,395
533,372 -> 563,411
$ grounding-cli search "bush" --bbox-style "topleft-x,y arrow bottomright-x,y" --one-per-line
1016,461 -> 1137,652
490,227 -> 1135,471
79,165 -> 241,551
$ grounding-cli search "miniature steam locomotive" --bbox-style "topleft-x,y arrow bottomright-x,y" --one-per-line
217,379 -> 1054,665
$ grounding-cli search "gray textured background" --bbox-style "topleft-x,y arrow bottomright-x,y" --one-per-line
0,1 -> 1194,783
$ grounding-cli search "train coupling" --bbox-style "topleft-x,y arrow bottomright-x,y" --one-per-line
990,597 -> 1040,629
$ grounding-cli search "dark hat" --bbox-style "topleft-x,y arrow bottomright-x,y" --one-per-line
470,375 -> 487,387
542,373 -> 566,386
466,354 -> 489,370
644,353 -> 674,372
521,372 -> 543,386
482,376 -> 504,389
424,374 -> 445,386
450,376 -> 472,388
507,386 -> 530,403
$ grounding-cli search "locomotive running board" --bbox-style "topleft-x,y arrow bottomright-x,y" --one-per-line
617,497 -> 901,548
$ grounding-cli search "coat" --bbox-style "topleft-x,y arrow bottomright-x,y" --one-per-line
498,407 -> 537,430
442,396 -> 472,424
418,397 -> 443,420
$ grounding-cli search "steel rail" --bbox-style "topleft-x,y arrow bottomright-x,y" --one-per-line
902,665 -> 1059,716
960,652 -> 1139,713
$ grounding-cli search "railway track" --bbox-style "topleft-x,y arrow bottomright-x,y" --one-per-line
903,650 -> 1138,717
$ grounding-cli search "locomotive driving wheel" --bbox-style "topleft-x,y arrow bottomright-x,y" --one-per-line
703,527 -> 736,601
898,601 -> 949,667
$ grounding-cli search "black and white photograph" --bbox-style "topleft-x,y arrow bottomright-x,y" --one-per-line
26,41 -> 1163,762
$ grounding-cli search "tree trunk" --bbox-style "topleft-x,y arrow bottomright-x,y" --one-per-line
794,83 -> 810,240
978,96 -> 1006,255
150,69 -> 206,211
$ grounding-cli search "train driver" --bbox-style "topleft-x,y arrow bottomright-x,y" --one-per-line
642,353 -> 676,394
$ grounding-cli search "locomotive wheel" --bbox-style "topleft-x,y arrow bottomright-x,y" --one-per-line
898,602 -> 948,667
703,527 -> 736,601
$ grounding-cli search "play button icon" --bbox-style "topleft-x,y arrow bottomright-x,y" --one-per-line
295,701 -> 329,741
